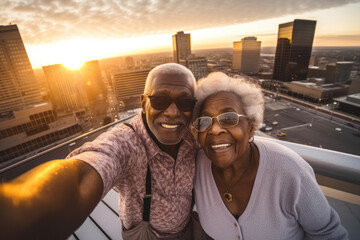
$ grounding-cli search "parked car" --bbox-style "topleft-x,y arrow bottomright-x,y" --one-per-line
260,124 -> 272,132
277,132 -> 286,137
265,126 -> 273,131
353,131 -> 360,137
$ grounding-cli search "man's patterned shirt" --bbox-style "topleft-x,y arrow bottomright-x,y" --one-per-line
67,113 -> 198,235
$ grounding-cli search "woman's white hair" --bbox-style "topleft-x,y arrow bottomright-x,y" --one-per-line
144,63 -> 196,94
193,72 -> 264,132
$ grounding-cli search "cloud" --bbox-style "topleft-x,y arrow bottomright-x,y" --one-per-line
1,0 -> 359,45
314,34 -> 360,46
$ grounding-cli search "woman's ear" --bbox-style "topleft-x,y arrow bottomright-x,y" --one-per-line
248,120 -> 255,136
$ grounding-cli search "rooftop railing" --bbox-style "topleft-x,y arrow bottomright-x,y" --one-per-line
1,114 -> 359,239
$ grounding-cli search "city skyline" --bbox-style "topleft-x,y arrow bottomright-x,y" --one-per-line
1,0 -> 360,68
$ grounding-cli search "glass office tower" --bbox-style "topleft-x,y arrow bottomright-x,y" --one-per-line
273,19 -> 317,82
0,24 -> 42,113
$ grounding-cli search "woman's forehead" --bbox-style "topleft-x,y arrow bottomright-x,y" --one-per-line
201,91 -> 245,114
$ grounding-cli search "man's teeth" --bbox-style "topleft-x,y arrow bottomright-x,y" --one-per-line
211,144 -> 231,149
161,124 -> 179,129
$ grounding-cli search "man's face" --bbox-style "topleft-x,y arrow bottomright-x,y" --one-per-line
141,72 -> 195,145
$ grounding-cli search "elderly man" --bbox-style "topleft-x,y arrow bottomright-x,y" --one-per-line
0,63 -> 199,239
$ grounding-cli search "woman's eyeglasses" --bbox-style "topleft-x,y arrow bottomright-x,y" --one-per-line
193,112 -> 248,132
145,94 -> 197,112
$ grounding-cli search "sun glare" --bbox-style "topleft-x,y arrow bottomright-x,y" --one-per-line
27,39 -> 101,69
25,2 -> 360,69
64,60 -> 84,70
27,35 -> 174,68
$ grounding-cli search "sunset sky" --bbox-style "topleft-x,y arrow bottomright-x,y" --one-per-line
2,0 -> 360,68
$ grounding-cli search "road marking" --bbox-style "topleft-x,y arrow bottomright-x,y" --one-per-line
280,123 -> 311,131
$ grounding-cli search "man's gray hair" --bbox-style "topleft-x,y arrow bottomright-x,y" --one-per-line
144,63 -> 196,94
193,72 -> 264,131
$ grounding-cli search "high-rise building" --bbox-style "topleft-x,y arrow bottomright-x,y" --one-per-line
334,62 -> 353,83
81,60 -> 108,119
113,69 -> 151,111
81,60 -> 107,104
42,64 -> 88,114
232,36 -> 261,74
309,61 -> 354,85
273,19 -> 317,82
172,31 -> 191,63
180,55 -> 207,80
0,24 -> 42,113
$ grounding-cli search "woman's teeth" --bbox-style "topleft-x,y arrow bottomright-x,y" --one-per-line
161,124 -> 179,129
211,143 -> 231,149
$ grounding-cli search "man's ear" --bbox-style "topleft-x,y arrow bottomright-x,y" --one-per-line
141,94 -> 147,113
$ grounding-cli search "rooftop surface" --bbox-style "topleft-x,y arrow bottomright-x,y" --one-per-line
1,115 -> 359,239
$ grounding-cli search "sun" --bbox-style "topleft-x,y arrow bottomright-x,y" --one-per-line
64,60 -> 84,70
44,39 -> 91,69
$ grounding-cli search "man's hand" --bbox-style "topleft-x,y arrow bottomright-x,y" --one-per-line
0,159 -> 103,239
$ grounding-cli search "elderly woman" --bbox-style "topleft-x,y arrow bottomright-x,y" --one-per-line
192,72 -> 348,240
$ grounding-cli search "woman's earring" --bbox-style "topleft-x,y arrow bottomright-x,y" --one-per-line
248,136 -> 254,143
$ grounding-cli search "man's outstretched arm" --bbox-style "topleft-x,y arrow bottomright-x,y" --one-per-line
0,158 -> 103,240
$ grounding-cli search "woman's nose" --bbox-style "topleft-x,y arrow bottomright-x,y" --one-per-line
208,118 -> 225,135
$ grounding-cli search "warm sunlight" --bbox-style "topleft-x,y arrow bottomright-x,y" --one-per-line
51,40 -> 93,69
27,35 -> 172,68
27,39 -> 100,69
64,60 -> 84,70
19,2 -> 360,68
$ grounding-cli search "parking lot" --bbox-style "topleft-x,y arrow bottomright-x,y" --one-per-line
261,97 -> 360,156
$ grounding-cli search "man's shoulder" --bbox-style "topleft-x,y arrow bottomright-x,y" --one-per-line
106,113 -> 143,139
104,123 -> 139,141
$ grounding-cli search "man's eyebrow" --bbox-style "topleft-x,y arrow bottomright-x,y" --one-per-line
152,90 -> 193,97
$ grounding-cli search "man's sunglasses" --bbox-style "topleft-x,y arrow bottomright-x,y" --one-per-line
145,94 -> 197,112
193,112 -> 248,132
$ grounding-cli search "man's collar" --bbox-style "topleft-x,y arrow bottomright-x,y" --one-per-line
130,113 -> 194,160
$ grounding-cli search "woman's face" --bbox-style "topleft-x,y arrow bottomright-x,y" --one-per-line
198,91 -> 252,169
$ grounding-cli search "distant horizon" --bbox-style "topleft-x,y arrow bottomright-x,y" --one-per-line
31,45 -> 360,70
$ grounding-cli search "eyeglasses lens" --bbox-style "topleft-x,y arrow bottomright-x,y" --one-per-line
148,95 -> 196,112
218,113 -> 239,127
193,117 -> 212,132
194,112 -> 241,132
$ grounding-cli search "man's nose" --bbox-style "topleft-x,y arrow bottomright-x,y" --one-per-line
163,102 -> 181,117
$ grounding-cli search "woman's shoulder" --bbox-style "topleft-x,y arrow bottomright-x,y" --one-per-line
255,137 -> 313,174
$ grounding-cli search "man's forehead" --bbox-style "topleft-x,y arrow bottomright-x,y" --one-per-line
150,72 -> 194,90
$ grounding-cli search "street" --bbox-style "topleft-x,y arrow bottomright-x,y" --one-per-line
262,97 -> 360,156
